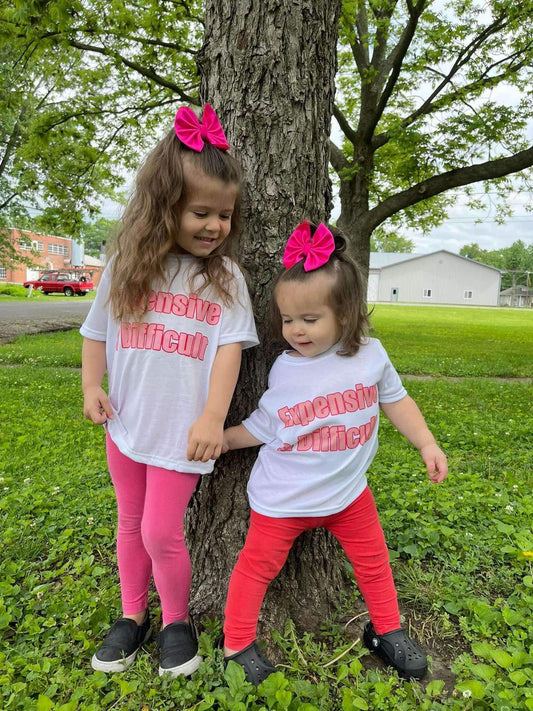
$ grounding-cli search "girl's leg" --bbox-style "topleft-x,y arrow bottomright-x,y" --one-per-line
325,487 -> 401,634
223,511 -> 306,652
141,467 -> 200,626
106,432 -> 152,617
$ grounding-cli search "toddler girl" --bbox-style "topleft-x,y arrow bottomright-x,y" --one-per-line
81,104 -> 258,677
221,220 -> 447,684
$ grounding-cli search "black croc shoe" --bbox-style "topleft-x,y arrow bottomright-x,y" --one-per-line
224,641 -> 277,685
158,620 -> 202,677
363,622 -> 427,679
91,613 -> 152,673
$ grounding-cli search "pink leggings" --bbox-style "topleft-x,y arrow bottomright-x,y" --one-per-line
106,432 -> 200,625
224,486 -> 400,650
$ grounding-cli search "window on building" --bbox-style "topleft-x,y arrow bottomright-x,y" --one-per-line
423,289 -> 432,298
19,239 -> 44,252
48,243 -> 69,255
464,290 -> 473,299
0,266 -> 6,279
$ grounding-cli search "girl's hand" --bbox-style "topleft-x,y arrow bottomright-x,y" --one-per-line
187,412 -> 225,462
420,443 -> 448,483
221,433 -> 230,455
83,386 -> 114,424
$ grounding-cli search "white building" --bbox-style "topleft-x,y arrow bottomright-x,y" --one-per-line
368,250 -> 502,306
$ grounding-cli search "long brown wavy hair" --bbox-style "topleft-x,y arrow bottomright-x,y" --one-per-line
270,222 -> 370,356
108,126 -> 242,321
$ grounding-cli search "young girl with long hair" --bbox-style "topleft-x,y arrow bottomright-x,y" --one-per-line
81,104 -> 258,677
221,220 -> 447,684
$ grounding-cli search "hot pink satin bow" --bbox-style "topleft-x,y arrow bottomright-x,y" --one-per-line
174,103 -> 230,152
283,220 -> 335,271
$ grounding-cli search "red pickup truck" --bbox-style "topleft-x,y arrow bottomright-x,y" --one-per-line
23,270 -> 94,296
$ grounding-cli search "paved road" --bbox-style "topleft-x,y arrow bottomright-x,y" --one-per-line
0,299 -> 92,321
0,299 -> 92,343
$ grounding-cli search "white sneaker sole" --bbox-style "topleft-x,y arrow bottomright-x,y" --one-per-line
91,649 -> 137,673
159,654 -> 202,678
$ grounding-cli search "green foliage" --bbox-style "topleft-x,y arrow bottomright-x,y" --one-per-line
1,307 -> 532,708
80,217 -> 120,258
335,0 -> 533,248
370,229 -> 415,253
0,283 -> 38,298
0,0 -> 202,237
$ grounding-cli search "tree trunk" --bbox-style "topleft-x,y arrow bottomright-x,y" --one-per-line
337,141 -> 375,280
186,0 -> 343,638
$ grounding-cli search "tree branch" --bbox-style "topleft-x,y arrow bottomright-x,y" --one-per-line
66,38 -> 197,102
333,105 -> 358,146
366,146 -> 533,231
329,140 -> 349,173
374,0 -> 427,111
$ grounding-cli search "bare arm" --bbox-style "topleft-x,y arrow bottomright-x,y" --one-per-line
187,342 -> 243,462
223,423 -> 264,452
82,337 -> 114,424
380,395 -> 448,483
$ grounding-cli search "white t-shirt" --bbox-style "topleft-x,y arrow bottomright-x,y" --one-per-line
80,255 -> 258,474
243,338 -> 406,517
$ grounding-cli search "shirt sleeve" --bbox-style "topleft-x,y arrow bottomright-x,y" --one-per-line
376,341 -> 407,403
242,398 -> 277,445
79,264 -> 111,341
218,265 -> 259,350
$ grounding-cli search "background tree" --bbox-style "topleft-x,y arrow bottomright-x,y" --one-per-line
0,0 -> 201,247
331,0 -> 533,275
370,228 -> 414,253
80,217 -> 119,258
460,239 -> 533,289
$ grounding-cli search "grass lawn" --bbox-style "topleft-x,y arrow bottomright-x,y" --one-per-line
1,306 -> 532,710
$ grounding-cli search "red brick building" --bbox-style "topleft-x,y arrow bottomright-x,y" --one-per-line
1,229 -> 104,286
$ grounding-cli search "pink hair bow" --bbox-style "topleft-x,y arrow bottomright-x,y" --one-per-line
283,220 -> 335,271
174,103 -> 230,152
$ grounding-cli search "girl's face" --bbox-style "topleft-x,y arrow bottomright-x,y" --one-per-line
176,160 -> 238,257
276,272 -> 343,358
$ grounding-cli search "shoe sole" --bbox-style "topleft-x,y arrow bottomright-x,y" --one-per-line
91,627 -> 152,673
91,650 -> 138,673
159,654 -> 202,678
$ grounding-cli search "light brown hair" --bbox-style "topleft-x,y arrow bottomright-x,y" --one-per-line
270,222 -> 370,356
108,127 -> 242,321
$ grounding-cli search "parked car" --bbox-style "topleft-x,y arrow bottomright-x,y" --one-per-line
23,270 -> 94,296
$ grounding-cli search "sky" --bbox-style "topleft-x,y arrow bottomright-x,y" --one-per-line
397,191 -> 532,255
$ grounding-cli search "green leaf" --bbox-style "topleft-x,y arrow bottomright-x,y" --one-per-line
455,680 -> 485,699
471,642 -> 494,660
491,649 -> 513,669
502,608 -> 523,626
36,697 -> 54,711
509,670 -> 529,686
471,664 -> 495,681
425,680 -> 445,697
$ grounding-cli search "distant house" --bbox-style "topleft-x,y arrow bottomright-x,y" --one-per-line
499,285 -> 533,308
368,250 -> 502,306
1,228 -> 105,287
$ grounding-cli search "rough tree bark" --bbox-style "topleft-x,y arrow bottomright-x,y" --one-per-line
186,0 -> 344,638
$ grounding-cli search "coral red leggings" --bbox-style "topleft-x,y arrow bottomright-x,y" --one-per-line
224,486 -> 400,650
106,432 -> 200,625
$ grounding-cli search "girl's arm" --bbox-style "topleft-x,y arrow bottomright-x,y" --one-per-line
187,342 -> 243,462
223,424 -> 264,452
82,338 -> 114,424
380,395 -> 448,483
